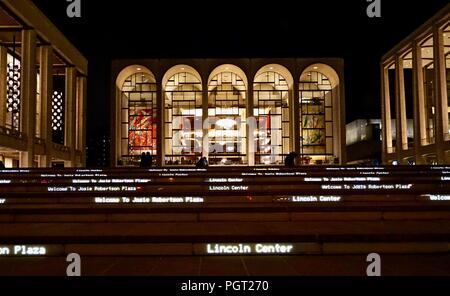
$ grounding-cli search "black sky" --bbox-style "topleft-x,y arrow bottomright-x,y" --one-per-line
29,0 -> 448,164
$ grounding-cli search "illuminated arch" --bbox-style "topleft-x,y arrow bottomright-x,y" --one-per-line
116,65 -> 155,89
300,63 -> 340,88
254,64 -> 294,89
162,65 -> 203,165
207,64 -> 248,165
208,64 -> 248,88
162,64 -> 202,88
298,63 -> 340,165
253,64 -> 294,165
115,65 -> 157,166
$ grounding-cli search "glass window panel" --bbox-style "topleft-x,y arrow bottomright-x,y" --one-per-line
253,71 -> 290,164
299,71 -> 334,162
164,72 -> 202,164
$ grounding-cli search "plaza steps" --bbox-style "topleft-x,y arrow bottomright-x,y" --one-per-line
0,166 -> 449,275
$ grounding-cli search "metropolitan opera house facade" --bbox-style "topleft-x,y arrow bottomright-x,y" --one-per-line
111,59 -> 346,167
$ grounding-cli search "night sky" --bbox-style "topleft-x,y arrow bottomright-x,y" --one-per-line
30,0 -> 448,166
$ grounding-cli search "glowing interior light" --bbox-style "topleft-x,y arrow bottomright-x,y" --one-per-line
216,118 -> 236,130
6,61 -> 21,127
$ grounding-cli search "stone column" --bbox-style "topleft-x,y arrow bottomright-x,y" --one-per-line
38,45 -> 53,167
20,29 -> 37,168
381,65 -> 393,164
292,79 -> 301,162
433,25 -> 448,163
78,76 -> 87,167
412,41 -> 427,164
156,80 -> 164,167
64,67 -> 76,167
247,80 -> 255,166
201,81 -> 209,160
0,46 -> 7,127
395,55 -> 408,158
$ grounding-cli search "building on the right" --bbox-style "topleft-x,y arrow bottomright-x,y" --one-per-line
381,4 -> 450,165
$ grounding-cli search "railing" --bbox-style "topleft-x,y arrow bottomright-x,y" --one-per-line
0,126 -> 24,139
52,143 -> 70,153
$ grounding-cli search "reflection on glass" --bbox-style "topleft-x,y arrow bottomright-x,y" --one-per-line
299,71 -> 334,164
164,72 -> 203,165
253,71 -> 290,165
120,73 -> 157,165
208,72 -> 247,165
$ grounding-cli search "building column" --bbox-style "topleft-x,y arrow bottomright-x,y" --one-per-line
395,55 -> 408,160
156,81 -> 164,167
412,41 -> 427,164
381,65 -> 393,164
247,81 -> 255,166
0,46 -> 7,127
201,81 -> 209,160
112,89 -> 120,167
64,67 -> 76,167
433,25 -> 449,163
38,45 -> 53,168
77,76 -> 87,167
338,78 -> 347,165
20,29 -> 37,168
292,80 -> 301,163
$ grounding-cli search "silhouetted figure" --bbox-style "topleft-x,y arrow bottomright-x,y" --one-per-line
0,160 -> 5,169
140,152 -> 146,167
146,152 -> 153,167
285,152 -> 298,167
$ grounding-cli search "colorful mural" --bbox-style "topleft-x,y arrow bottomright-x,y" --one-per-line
128,108 -> 156,150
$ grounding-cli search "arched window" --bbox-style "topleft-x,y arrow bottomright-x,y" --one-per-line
299,70 -> 335,164
120,71 -> 157,165
164,69 -> 202,165
254,68 -> 292,165
208,66 -> 247,165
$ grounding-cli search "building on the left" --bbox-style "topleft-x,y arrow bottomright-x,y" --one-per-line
0,0 -> 87,168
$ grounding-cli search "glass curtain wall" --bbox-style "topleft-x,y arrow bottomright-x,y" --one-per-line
120,73 -> 157,165
253,71 -> 290,165
164,72 -> 202,165
208,71 -> 247,165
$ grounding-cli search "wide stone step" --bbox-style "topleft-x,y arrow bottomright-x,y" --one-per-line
0,221 -> 449,244
1,253 -> 450,276
1,211 -> 450,223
